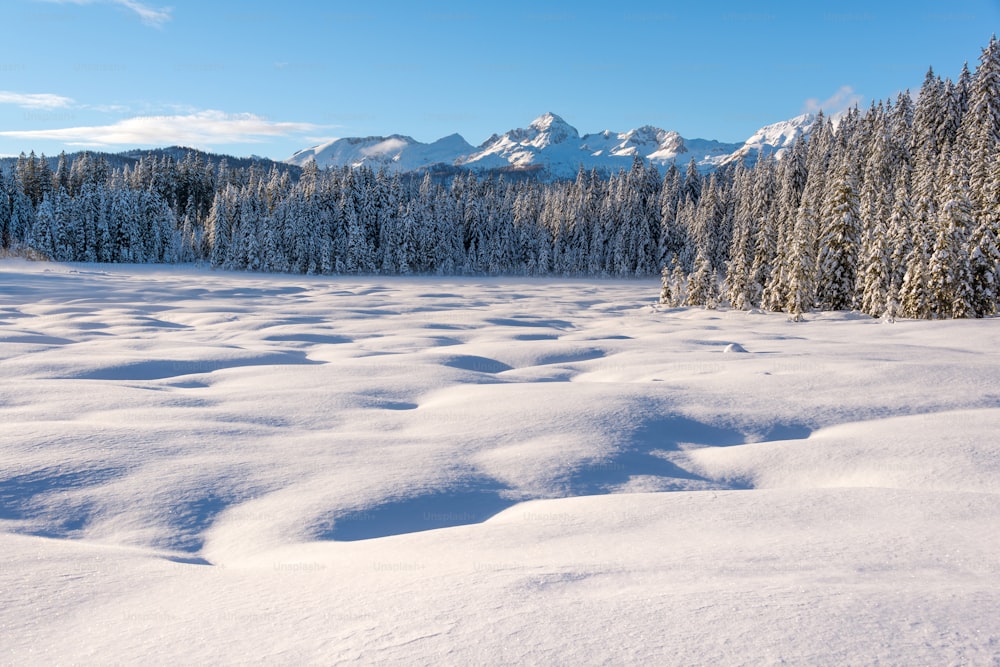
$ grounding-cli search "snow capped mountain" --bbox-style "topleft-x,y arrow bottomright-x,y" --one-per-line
287,112 -> 813,177
721,113 -> 817,166
577,126 -> 742,170
287,133 -> 474,172
456,112 -> 586,173
523,111 -> 580,148
453,113 -> 743,177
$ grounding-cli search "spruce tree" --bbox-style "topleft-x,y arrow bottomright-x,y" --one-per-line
928,148 -> 975,318
206,189 -> 232,267
968,144 -> 1000,316
968,212 -> 1000,317
659,264 -> 672,305
681,157 -> 701,205
785,187 -> 821,320
761,135 -> 808,311
859,168 -> 900,317
30,195 -> 57,259
816,156 -> 861,311
685,249 -> 718,308
657,163 -> 683,267
724,179 -> 755,312
748,155 -> 778,308
0,171 -> 11,249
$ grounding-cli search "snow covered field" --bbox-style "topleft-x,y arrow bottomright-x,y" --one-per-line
2,259 -> 999,665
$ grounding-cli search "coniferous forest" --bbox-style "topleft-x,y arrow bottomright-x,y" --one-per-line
2,38 -> 998,320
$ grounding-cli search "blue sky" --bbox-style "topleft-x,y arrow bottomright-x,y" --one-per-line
0,0 -> 998,160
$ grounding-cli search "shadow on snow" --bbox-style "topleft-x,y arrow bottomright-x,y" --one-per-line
0,423 -> 811,550
322,416 -> 812,542
0,466 -> 124,539
322,481 -> 516,542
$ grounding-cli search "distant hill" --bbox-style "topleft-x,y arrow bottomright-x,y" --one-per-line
0,146 -> 302,178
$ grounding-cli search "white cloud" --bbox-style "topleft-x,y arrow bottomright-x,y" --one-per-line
802,85 -> 864,118
36,0 -> 173,27
115,0 -> 171,25
87,103 -> 133,114
0,110 -> 322,147
0,91 -> 76,110
361,137 -> 408,157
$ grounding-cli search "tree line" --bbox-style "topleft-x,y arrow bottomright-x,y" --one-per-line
1,38 -> 997,319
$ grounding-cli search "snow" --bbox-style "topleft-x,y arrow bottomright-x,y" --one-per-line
722,112 -> 817,166
286,132 -> 476,172
458,113 -> 743,178
526,112 -> 580,146
284,112 -> 806,177
2,259 -> 999,664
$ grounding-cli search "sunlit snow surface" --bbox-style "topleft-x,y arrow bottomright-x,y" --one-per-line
2,260 -> 999,665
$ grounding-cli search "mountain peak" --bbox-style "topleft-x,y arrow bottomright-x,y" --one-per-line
429,133 -> 474,150
720,112 -> 817,167
524,112 -> 579,148
529,112 -> 569,131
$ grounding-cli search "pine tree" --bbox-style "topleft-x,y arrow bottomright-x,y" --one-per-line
911,68 -> 946,171
816,156 -> 861,311
50,187 -> 74,262
343,203 -> 373,274
856,105 -> 895,316
241,193 -> 262,272
54,152 -> 70,194
659,264 -> 672,305
657,162 -> 684,267
968,212 -> 1000,317
968,143 -> 1000,316
30,195 -> 57,259
692,173 -> 728,270
937,77 -> 964,150
206,188 -> 233,267
586,183 -> 609,277
672,196 -> 697,272
928,148 -> 974,318
724,218 -> 754,310
747,155 -> 778,308
724,166 -> 755,311
96,185 -> 114,263
761,134 -> 808,311
667,259 -> 687,307
177,197 -> 199,263
858,175 -> 895,317
681,157 -> 701,205
785,188 -> 821,321
685,249 -> 718,308
0,171 -> 11,249
8,185 -> 34,251
899,240 -> 932,319
961,36 -> 1000,220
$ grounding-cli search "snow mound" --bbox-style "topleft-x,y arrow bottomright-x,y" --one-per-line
3,261 -> 1000,664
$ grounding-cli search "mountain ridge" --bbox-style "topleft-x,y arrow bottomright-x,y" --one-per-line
287,111 -> 816,178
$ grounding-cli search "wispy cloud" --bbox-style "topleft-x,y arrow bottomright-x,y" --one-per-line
87,103 -> 133,114
361,137 -> 408,158
802,85 -> 864,117
36,0 -> 173,27
0,91 -> 76,110
0,110 -> 322,147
